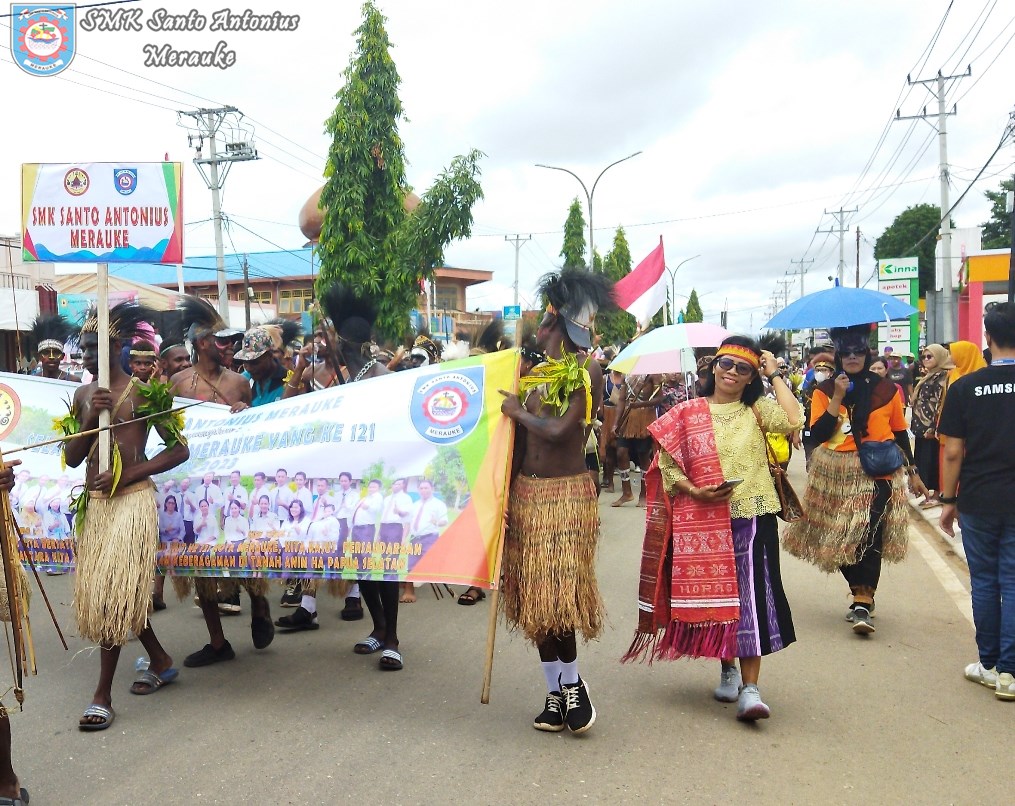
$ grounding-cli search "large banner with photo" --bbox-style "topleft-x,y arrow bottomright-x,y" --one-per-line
0,350 -> 517,588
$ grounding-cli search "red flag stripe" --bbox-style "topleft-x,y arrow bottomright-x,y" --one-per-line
613,239 -> 666,308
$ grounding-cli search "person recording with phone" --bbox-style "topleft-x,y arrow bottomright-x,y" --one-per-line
626,336 -> 802,722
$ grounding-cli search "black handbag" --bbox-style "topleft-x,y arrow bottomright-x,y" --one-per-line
857,440 -> 903,477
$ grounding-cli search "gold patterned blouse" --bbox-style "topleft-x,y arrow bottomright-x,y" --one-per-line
658,396 -> 803,519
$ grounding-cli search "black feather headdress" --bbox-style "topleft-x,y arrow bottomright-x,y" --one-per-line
470,318 -> 512,355
538,267 -> 614,349
30,314 -> 75,355
158,315 -> 188,356
177,295 -> 227,342
319,283 -> 378,344
80,300 -> 159,342
757,331 -> 787,358
263,318 -> 303,350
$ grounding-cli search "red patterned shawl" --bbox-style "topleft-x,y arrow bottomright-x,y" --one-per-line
622,397 -> 740,662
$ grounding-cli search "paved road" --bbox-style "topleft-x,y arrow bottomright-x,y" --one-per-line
7,457 -> 1008,804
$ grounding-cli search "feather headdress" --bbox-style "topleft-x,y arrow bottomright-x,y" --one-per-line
30,314 -> 75,355
319,283 -> 378,344
263,318 -> 303,351
757,331 -> 787,359
80,300 -> 160,342
177,295 -> 227,343
538,267 -> 614,349
411,329 -> 443,365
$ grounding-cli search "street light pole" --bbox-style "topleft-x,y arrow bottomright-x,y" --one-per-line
665,254 -> 701,323
535,151 -> 642,269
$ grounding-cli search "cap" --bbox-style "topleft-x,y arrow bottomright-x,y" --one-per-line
559,301 -> 595,349
883,346 -> 893,353
214,327 -> 243,339
233,327 -> 274,361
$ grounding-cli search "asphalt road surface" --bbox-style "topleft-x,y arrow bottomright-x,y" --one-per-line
6,456 -> 1008,805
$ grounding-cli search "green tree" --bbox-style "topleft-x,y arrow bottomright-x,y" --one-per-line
596,226 -> 636,346
873,203 -> 942,298
424,447 -> 469,509
981,178 -> 1013,249
560,198 -> 587,269
316,2 -> 484,340
360,459 -> 395,491
684,289 -> 703,322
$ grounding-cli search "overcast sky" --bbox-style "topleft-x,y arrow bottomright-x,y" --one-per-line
2,0 -> 1013,333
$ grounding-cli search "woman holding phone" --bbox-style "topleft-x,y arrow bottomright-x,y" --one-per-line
626,336 -> 802,721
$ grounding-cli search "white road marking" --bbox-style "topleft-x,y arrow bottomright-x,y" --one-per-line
909,528 -> 974,627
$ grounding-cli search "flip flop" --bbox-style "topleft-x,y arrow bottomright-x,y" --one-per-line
130,667 -> 179,695
379,648 -> 403,671
79,704 -> 115,731
0,786 -> 29,805
457,587 -> 486,606
353,636 -> 383,655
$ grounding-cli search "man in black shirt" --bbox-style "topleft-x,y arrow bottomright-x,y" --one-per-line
938,301 -> 1015,702
885,352 -> 913,406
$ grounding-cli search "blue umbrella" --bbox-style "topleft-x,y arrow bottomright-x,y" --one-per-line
764,287 -> 918,329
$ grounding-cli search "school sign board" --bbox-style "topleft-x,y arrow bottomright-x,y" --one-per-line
21,162 -> 184,263
877,257 -> 919,356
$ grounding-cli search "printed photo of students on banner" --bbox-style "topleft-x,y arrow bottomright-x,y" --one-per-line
0,348 -> 516,590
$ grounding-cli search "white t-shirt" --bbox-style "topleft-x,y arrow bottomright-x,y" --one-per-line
223,515 -> 249,543
381,491 -> 413,525
334,487 -> 357,520
409,497 -> 449,536
351,491 -> 383,527
224,484 -> 250,515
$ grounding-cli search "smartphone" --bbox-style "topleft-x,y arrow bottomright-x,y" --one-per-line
715,478 -> 744,492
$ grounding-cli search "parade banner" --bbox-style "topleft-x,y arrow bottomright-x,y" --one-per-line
0,349 -> 518,587
21,162 -> 184,263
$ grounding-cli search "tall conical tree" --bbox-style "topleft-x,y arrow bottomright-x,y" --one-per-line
560,198 -> 587,269
316,1 -> 483,339
684,289 -> 704,322
596,226 -> 636,346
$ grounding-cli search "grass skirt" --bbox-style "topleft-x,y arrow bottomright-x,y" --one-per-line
74,482 -> 158,646
501,474 -> 603,643
782,447 -> 909,573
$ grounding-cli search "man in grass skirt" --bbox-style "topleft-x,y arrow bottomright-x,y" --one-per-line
60,302 -> 191,731
498,267 -> 612,735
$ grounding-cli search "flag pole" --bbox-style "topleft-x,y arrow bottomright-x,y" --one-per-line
97,263 -> 111,474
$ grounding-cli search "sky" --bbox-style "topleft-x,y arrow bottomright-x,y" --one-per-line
2,0 -> 1014,334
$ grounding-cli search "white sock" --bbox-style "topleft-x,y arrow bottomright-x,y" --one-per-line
301,595 -> 317,614
559,660 -> 579,687
348,583 -> 360,599
541,661 -> 562,693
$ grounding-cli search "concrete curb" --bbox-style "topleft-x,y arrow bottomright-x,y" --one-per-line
908,497 -> 966,564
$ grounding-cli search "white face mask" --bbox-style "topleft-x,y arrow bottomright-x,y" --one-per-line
813,371 -> 831,383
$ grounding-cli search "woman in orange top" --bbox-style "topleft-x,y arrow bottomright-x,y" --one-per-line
784,324 -> 929,634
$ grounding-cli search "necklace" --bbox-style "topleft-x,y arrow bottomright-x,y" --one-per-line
352,359 -> 378,383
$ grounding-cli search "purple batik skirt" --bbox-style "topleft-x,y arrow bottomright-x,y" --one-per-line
732,515 -> 796,658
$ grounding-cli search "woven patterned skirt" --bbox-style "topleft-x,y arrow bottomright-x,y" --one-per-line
732,515 -> 795,658
501,473 -> 603,644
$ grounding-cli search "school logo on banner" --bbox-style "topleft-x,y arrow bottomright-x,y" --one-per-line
10,4 -> 77,76
113,168 -> 138,195
410,366 -> 484,446
0,384 -> 22,440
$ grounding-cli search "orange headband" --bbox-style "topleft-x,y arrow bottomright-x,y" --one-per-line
715,344 -> 760,369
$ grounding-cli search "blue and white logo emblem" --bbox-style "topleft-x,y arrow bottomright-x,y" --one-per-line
114,168 -> 138,196
10,4 -> 76,77
410,366 -> 484,445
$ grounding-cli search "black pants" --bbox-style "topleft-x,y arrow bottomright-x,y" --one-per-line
914,435 -> 940,491
840,479 -> 892,593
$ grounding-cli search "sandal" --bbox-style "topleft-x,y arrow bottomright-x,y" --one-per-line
79,704 -> 115,731
457,586 -> 487,606
340,596 -> 364,621
354,636 -> 383,654
130,666 -> 178,695
379,648 -> 403,671
0,786 -> 29,805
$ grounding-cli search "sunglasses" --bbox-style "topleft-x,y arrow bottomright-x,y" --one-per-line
838,348 -> 868,358
716,356 -> 755,376
921,353 -> 934,360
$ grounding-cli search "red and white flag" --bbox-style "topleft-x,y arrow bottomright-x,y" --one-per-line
613,237 -> 666,327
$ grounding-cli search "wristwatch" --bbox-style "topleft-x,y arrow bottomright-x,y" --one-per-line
939,494 -> 958,504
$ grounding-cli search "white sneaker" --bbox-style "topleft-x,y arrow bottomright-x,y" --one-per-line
964,661 -> 998,689
996,672 -> 1015,701
714,664 -> 742,703
736,684 -> 770,721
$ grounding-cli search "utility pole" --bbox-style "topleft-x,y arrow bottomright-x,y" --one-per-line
788,258 -> 812,298
816,207 -> 857,286
505,234 -> 531,344
856,227 -> 861,287
242,256 -> 251,329
896,66 -> 970,341
178,105 -> 259,321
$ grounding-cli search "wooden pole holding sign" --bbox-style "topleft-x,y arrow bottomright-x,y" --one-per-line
96,263 -> 111,474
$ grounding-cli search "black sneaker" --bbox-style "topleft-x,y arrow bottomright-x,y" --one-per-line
275,606 -> 320,631
280,582 -> 302,608
560,677 -> 596,734
533,692 -> 566,732
184,640 -> 236,668
217,591 -> 241,615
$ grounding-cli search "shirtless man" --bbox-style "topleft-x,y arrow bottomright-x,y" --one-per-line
63,302 -> 190,731
169,297 -> 273,667
498,267 -> 611,735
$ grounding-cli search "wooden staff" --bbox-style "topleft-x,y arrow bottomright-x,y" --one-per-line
97,263 -> 111,474
480,587 -> 500,704
0,448 -> 25,691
